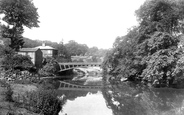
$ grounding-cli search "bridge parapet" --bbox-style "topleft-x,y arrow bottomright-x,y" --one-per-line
58,81 -> 102,91
58,62 -> 102,72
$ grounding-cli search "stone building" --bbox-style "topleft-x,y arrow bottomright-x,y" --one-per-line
34,43 -> 58,58
18,48 -> 43,68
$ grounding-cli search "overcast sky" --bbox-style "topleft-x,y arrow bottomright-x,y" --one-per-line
23,0 -> 146,49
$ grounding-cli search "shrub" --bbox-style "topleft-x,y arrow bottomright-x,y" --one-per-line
27,89 -> 62,115
4,84 -> 13,102
38,79 -> 60,90
2,54 -> 34,71
38,57 -> 60,77
0,79 -> 9,87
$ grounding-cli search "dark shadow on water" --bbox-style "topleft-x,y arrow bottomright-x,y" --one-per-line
102,81 -> 184,115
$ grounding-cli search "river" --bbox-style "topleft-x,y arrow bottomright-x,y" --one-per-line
57,67 -> 184,115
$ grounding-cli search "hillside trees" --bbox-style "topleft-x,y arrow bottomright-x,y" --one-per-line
103,0 -> 184,87
0,0 -> 39,51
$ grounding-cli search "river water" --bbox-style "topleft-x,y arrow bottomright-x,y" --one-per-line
57,68 -> 184,115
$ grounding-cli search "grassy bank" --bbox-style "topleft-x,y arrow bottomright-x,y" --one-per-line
0,79 -> 63,115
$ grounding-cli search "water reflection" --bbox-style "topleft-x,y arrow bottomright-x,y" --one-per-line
59,90 -> 112,115
102,82 -> 184,115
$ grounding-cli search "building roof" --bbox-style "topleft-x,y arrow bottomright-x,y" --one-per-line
19,48 -> 40,52
34,43 -> 55,50
35,45 -> 55,50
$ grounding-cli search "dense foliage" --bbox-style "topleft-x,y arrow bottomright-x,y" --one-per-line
38,57 -> 60,76
0,0 -> 39,51
65,40 -> 89,56
1,53 -> 34,71
86,46 -> 109,62
27,89 -> 62,115
103,0 -> 184,88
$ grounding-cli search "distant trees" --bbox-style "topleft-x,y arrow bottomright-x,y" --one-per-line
55,42 -> 71,62
65,40 -> 89,56
23,38 -> 42,48
23,37 -> 108,63
86,47 -> 108,62
0,0 -> 39,51
103,0 -> 184,88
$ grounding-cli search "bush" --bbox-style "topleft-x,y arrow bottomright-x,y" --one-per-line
38,79 -> 60,90
0,79 -> 9,87
2,54 -> 34,71
27,89 -> 62,115
5,84 -> 13,102
38,57 -> 60,77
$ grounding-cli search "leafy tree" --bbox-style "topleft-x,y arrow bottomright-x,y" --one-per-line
103,0 -> 184,87
86,47 -> 99,56
65,40 -> 89,56
56,42 -> 71,62
0,0 -> 39,51
23,37 -> 42,48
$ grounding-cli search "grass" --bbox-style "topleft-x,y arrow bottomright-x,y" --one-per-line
0,78 -> 64,115
0,80 -> 40,115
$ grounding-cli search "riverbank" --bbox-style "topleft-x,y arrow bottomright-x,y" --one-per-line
0,82 -> 39,115
0,79 -> 62,115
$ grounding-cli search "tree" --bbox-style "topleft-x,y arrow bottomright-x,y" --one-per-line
55,42 -> 71,62
0,0 -> 39,51
103,0 -> 184,87
86,47 -> 99,56
23,37 -> 42,48
65,40 -> 89,56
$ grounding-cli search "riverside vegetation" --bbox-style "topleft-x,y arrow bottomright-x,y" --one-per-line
102,0 -> 184,88
2,0 -> 184,115
0,78 -> 63,115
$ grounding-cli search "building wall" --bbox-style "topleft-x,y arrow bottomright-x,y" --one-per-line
28,52 -> 35,64
41,49 -> 53,57
18,50 -> 43,68
35,49 -> 43,68
41,49 -> 58,58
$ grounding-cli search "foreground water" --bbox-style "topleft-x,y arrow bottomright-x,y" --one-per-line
58,82 -> 184,115
59,90 -> 112,115
56,67 -> 184,115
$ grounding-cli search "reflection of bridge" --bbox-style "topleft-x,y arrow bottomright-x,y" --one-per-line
58,62 -> 101,72
58,81 -> 102,91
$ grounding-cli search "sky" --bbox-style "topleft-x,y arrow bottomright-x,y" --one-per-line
23,0 -> 146,49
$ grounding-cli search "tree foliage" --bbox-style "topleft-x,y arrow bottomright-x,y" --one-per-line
38,57 -> 60,76
1,54 -> 34,71
65,40 -> 89,56
0,0 -> 39,51
103,0 -> 184,87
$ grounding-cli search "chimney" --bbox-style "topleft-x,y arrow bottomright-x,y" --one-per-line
42,42 -> 45,46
